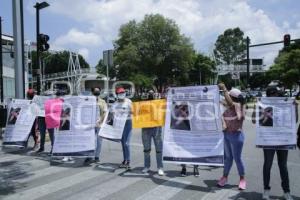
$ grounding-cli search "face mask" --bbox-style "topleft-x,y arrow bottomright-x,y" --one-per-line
93,91 -> 100,96
117,93 -> 126,99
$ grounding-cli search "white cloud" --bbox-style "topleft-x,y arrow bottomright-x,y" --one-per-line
78,48 -> 89,60
53,28 -> 101,47
45,0 -> 300,66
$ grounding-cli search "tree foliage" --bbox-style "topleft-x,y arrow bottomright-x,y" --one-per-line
267,48 -> 300,89
113,14 -> 195,92
31,50 -> 89,74
214,27 -> 247,65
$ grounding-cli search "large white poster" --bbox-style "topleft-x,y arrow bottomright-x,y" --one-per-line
255,97 -> 297,149
163,85 -> 224,166
98,103 -> 128,141
52,96 -> 97,157
3,99 -> 36,147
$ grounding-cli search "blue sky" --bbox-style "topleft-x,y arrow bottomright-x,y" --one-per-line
1,0 -> 300,67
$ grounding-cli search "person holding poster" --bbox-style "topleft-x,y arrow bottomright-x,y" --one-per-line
113,87 -> 133,169
84,87 -> 107,164
140,90 -> 164,176
38,90 -> 63,154
26,89 -> 40,150
252,86 -> 298,200
217,83 -> 246,190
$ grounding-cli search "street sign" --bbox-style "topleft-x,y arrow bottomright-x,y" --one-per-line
103,50 -> 114,67
231,72 -> 240,80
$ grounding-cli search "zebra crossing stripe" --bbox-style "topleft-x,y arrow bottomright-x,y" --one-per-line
2,169 -> 107,200
135,178 -> 191,200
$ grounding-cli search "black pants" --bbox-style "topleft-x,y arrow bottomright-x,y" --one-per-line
38,117 -> 55,150
263,149 -> 290,193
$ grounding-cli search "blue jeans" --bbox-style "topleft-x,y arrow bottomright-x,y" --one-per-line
38,117 -> 54,150
121,120 -> 132,161
223,131 -> 245,177
142,127 -> 163,169
95,127 -> 102,159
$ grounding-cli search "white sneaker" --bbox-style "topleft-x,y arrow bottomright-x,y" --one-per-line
283,193 -> 294,200
142,168 -> 149,173
62,157 -> 70,162
262,190 -> 270,200
158,168 -> 164,176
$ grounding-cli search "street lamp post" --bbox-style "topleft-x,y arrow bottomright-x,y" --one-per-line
0,16 -> 3,103
34,1 -> 49,95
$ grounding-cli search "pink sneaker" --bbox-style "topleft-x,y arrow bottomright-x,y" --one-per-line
238,178 -> 246,190
217,176 -> 228,187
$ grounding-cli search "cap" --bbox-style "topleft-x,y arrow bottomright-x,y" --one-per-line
116,87 -> 125,94
229,88 -> 242,98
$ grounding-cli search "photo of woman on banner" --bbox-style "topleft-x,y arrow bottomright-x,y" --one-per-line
8,107 -> 21,125
259,106 -> 273,127
170,102 -> 191,131
59,107 -> 71,131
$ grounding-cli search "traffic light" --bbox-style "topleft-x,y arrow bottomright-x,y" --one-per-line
38,33 -> 50,51
283,34 -> 290,47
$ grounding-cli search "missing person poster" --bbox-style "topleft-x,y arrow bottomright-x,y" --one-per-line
163,85 -> 224,166
132,99 -> 166,128
98,100 -> 130,141
255,97 -> 297,149
3,99 -> 36,147
52,96 -> 97,157
31,95 -> 51,117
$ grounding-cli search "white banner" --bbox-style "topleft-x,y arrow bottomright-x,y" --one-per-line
98,103 -> 128,141
3,99 -> 36,147
255,97 -> 297,149
52,96 -> 97,157
163,85 -> 224,166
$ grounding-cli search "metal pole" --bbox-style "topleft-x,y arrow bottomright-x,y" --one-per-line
246,36 -> 250,87
35,4 -> 41,94
106,63 -> 109,103
0,17 -> 4,103
12,0 -> 25,99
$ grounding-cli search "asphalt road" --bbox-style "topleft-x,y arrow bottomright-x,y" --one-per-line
1,110 -> 300,200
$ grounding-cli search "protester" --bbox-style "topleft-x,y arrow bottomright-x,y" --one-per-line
37,89 -> 63,155
112,87 -> 132,169
217,83 -> 246,190
26,89 -> 40,150
297,124 -> 300,150
180,164 -> 199,177
252,86 -> 298,200
141,90 -> 164,176
84,87 -> 107,164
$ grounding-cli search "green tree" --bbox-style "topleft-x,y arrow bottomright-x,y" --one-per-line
95,59 -> 117,78
267,49 -> 300,89
31,50 -> 89,74
189,53 -> 216,85
214,27 -> 247,65
113,14 -> 195,92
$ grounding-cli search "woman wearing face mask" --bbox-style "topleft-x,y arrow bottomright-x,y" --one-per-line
112,87 -> 132,169
217,83 -> 246,190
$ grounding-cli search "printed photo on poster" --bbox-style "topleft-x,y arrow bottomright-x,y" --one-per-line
8,107 -> 21,125
106,111 -> 114,126
259,106 -> 273,127
59,107 -> 71,131
170,102 -> 191,131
